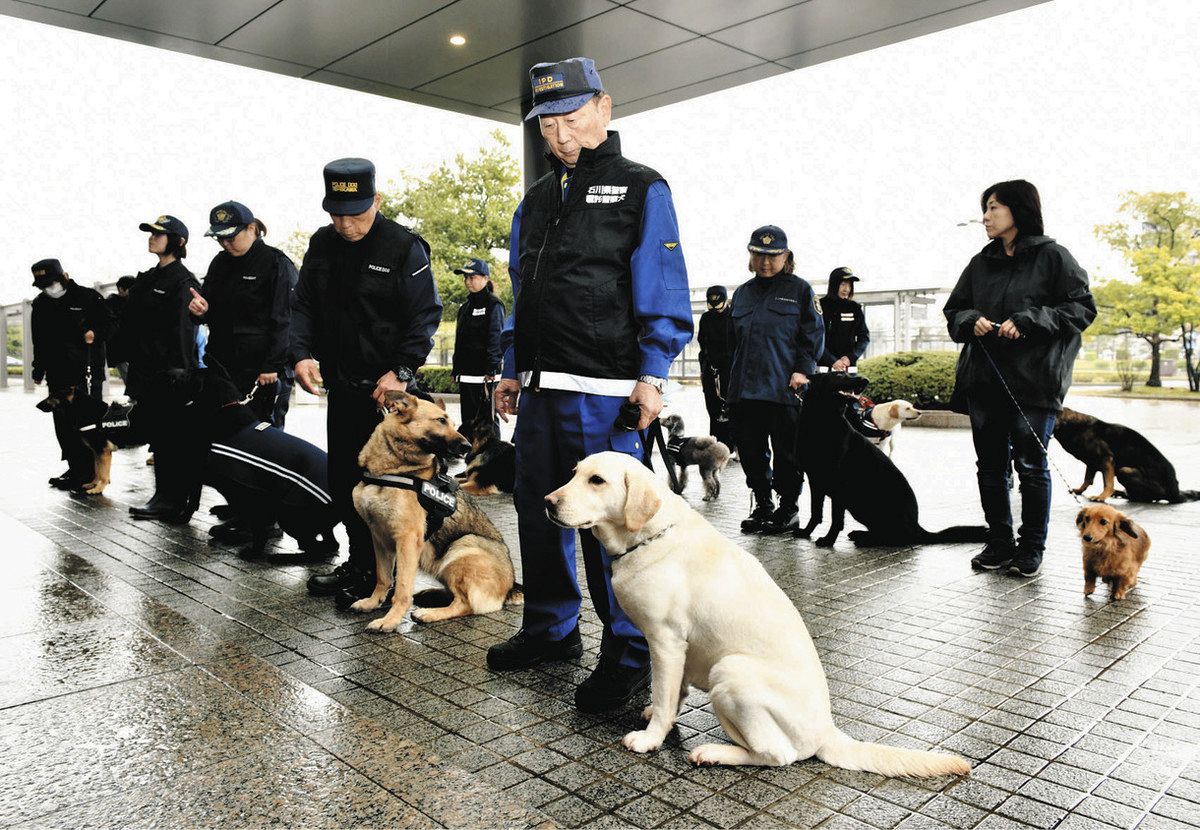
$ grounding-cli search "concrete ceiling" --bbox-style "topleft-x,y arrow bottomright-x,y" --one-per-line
1,0 -> 1047,121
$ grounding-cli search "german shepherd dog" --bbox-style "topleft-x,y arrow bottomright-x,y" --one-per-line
37,388 -> 144,495
351,391 -> 522,632
456,405 -> 516,496
1054,408 -> 1200,503
795,372 -> 989,547
659,414 -> 730,501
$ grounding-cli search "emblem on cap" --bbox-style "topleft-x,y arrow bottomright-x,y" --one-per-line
156,215 -> 169,224
215,209 -> 230,222
331,181 -> 359,193
760,234 -> 774,245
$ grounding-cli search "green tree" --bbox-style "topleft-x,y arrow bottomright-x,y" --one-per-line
1092,191 -> 1200,388
380,129 -> 521,321
278,228 -> 312,268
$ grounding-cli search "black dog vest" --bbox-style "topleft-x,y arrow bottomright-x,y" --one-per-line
360,471 -> 458,539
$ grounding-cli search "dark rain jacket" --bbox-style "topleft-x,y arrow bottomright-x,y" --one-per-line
697,307 -> 733,374
113,260 -> 200,398
31,281 -> 113,388
818,291 -> 870,367
726,273 -> 826,407
944,235 -> 1096,412
452,290 -> 504,378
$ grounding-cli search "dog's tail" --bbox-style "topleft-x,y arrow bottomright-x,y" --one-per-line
817,728 -> 970,779
920,525 -> 990,543
506,582 -> 525,605
1176,490 -> 1200,503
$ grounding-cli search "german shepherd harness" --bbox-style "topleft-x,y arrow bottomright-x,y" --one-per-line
359,471 -> 459,539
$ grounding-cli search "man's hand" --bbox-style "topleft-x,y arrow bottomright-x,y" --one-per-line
294,359 -> 323,395
372,370 -> 407,406
188,287 -> 208,317
789,372 -> 809,390
973,316 -> 995,337
257,372 -> 278,386
494,378 -> 521,422
83,330 -> 95,345
831,356 -> 850,372
997,318 -> 1021,340
630,381 -> 663,430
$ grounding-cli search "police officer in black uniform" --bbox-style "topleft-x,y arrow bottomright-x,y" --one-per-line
696,284 -> 735,453
119,215 -> 203,522
30,259 -> 113,489
451,258 -> 503,441
292,158 -> 442,606
187,201 -> 296,424
726,225 -> 825,535
105,275 -> 136,382
819,266 -> 870,371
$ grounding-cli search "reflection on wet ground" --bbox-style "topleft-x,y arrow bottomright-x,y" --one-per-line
1,384 -> 1198,829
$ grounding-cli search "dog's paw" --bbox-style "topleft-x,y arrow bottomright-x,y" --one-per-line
641,705 -> 654,722
366,617 -> 398,633
688,745 -> 726,766
1087,495 -> 1109,503
350,597 -> 381,613
622,729 -> 662,754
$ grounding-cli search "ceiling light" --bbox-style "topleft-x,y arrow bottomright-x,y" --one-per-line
449,34 -> 466,46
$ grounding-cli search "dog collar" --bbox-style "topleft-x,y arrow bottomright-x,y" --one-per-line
360,471 -> 459,538
612,523 -> 676,558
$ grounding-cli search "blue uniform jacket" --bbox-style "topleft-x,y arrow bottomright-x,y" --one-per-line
727,273 -> 825,407
500,180 -> 693,386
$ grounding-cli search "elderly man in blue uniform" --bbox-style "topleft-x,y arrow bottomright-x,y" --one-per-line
291,158 -> 442,607
487,58 -> 693,713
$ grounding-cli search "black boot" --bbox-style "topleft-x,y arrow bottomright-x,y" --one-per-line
130,460 -> 177,518
307,560 -> 374,596
759,500 -> 800,535
740,493 -> 775,534
574,656 -> 652,713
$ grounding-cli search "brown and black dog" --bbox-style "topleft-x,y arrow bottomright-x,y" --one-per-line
350,391 -> 522,632
37,388 -> 139,495
1054,408 -> 1199,503
1075,503 -> 1150,601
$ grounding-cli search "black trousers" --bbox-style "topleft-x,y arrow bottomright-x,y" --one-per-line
457,381 -> 498,442
700,365 -> 735,451
732,400 -> 802,505
327,386 -> 383,570
272,372 -> 294,428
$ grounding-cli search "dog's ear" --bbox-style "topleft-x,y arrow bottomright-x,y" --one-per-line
623,467 -> 662,533
435,397 -> 446,412
888,403 -> 900,420
1117,518 -> 1138,539
1076,508 -> 1088,528
383,390 -> 416,419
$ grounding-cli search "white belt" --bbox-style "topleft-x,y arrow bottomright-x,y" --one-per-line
456,374 -> 490,384
518,370 -> 637,397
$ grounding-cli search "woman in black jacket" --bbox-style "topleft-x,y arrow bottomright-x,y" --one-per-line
451,258 -> 504,441
818,266 -> 870,370
944,180 -> 1096,577
120,214 -> 202,522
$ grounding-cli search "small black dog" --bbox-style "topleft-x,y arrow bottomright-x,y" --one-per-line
659,414 -> 731,501
794,373 -> 988,547
37,389 -> 146,495
455,405 -> 515,496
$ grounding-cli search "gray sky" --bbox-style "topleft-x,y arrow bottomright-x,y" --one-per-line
3,0 -> 1199,304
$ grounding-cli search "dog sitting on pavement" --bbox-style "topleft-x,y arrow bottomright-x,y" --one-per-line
350,391 -> 522,631
659,414 -> 730,501
1076,503 -> 1150,601
546,451 -> 971,775
455,405 -> 515,497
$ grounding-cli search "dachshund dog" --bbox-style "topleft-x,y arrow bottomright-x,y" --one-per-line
1075,504 -> 1150,601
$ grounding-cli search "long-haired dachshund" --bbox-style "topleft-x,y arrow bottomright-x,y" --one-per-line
1075,504 -> 1150,601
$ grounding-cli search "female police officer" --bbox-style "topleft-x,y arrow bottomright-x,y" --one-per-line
726,225 -> 824,535
119,215 -> 202,522
188,201 -> 295,424
451,258 -> 504,441
819,266 -> 870,371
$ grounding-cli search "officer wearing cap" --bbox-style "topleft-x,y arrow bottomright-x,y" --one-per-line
726,225 -> 825,535
118,215 -> 203,522
451,258 -> 504,441
696,283 -> 736,454
819,266 -> 870,371
291,158 -> 442,606
30,259 -> 114,490
486,57 -> 693,714
187,201 -> 296,424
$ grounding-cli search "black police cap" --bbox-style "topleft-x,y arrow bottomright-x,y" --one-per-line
830,266 -> 860,282
31,258 -> 65,288
139,214 -> 189,239
322,158 -> 376,215
747,225 -> 788,254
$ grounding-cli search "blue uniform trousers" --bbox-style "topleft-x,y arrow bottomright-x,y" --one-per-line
513,389 -> 650,669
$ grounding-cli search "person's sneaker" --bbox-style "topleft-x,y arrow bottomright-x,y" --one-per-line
574,657 -> 652,713
487,627 -> 583,671
758,505 -> 799,535
308,561 -> 371,596
971,540 -> 1016,571
1008,548 -> 1043,577
740,500 -> 775,534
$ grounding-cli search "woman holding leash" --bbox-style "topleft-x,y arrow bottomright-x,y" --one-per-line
726,225 -> 825,535
451,258 -> 504,442
944,180 -> 1095,577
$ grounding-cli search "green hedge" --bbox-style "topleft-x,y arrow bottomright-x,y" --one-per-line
416,366 -> 457,394
856,352 -> 958,410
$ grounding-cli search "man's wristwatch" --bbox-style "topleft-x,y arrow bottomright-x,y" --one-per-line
394,366 -> 414,383
637,374 -> 667,393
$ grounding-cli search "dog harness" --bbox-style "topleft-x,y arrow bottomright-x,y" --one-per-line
360,471 -> 459,539
78,400 -> 140,446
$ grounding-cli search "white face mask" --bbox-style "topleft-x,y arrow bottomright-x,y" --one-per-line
42,283 -> 67,299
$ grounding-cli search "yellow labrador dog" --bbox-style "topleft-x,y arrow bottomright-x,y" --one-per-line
546,452 -> 971,776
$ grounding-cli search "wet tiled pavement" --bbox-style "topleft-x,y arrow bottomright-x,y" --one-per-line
2,383 -> 1198,829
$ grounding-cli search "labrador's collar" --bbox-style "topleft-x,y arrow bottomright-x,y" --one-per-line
611,523 -> 676,558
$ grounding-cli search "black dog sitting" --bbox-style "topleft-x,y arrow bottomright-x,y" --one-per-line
455,405 -> 515,496
165,363 -> 338,558
794,372 -> 988,547
659,414 -> 731,501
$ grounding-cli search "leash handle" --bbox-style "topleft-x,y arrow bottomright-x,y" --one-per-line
647,418 -> 681,493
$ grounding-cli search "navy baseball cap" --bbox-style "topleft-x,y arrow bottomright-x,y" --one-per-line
206,201 -> 254,238
830,266 -> 860,282
525,57 -> 603,121
322,158 -> 376,215
31,258 -> 64,288
139,214 -> 189,239
747,225 -> 788,254
706,285 -> 728,303
454,258 -> 490,277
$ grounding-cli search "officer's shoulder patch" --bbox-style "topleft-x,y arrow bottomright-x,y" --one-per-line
255,422 -> 271,431
814,296 -> 823,316
663,241 -> 678,251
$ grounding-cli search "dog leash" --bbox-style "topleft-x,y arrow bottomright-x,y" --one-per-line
974,333 -> 1083,505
